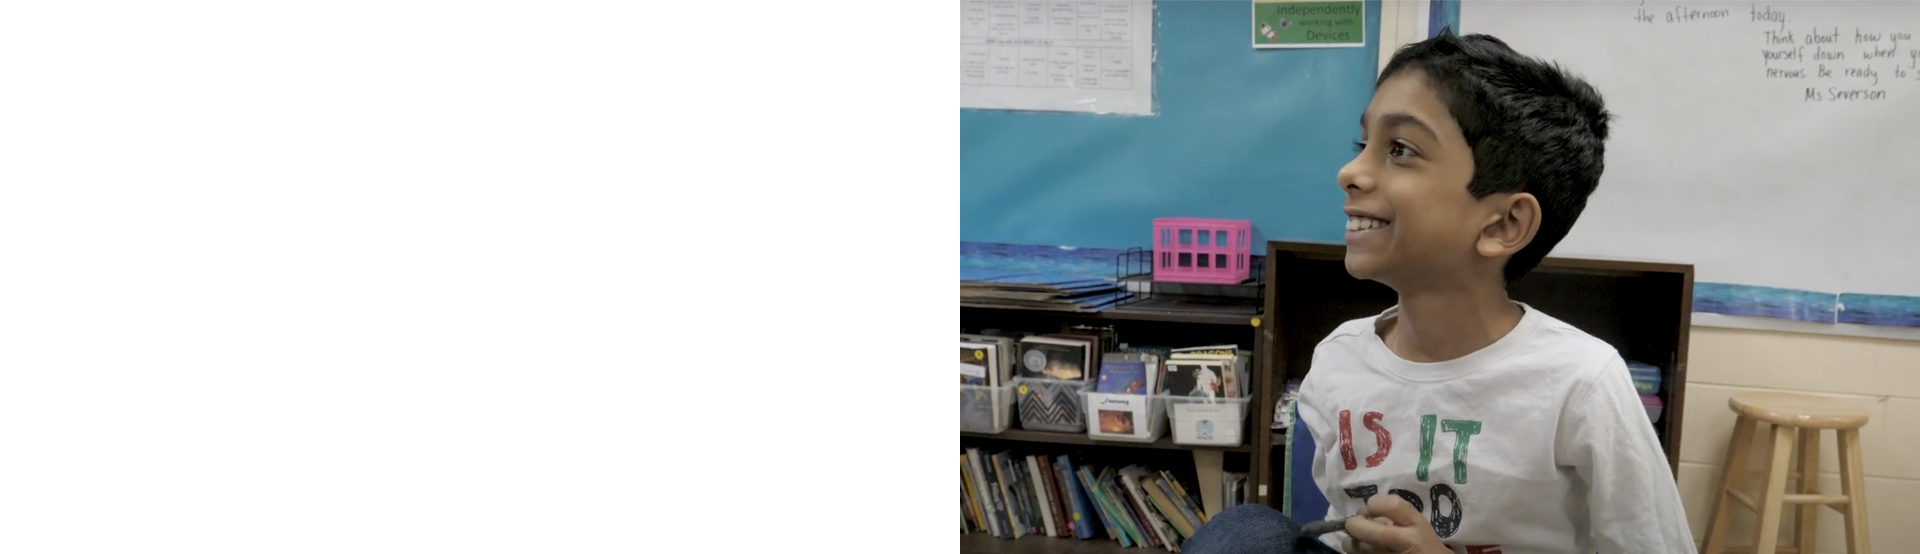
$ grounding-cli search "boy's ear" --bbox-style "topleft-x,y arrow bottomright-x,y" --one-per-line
1476,192 -> 1541,259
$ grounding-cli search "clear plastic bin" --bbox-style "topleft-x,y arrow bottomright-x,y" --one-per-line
1642,394 -> 1664,423
1628,361 -> 1662,395
1165,396 -> 1252,446
1015,378 -> 1093,433
961,383 -> 1015,433
1081,391 -> 1167,442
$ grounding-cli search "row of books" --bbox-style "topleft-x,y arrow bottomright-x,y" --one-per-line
1222,473 -> 1251,509
960,330 -> 1110,387
960,447 -> 1248,552
962,331 -> 1112,432
960,330 -> 1250,400
1109,345 -> 1252,400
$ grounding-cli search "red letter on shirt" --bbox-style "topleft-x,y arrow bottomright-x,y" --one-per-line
1362,411 -> 1391,468
1337,410 -> 1357,470
1464,546 -> 1504,554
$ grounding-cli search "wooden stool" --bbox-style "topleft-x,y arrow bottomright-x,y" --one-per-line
1703,391 -> 1871,554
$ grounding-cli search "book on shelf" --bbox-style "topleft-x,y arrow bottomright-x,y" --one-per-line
965,327 -> 1257,442
1115,343 -> 1174,359
1143,473 -> 1199,540
1280,397 -> 1298,516
961,336 -> 1019,432
1162,359 -> 1226,399
1058,324 -> 1117,359
1095,351 -> 1161,395
1055,455 -> 1099,540
960,447 -> 1229,552
959,341 -> 1000,386
1118,466 -> 1179,550
1011,334 -> 1101,430
961,334 -> 1018,383
1019,335 -> 1095,382
1220,472 -> 1248,512
1161,345 -> 1250,399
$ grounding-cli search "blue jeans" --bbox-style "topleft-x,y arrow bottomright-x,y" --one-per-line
1183,504 -> 1344,554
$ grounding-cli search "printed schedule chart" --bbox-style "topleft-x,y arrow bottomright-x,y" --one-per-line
961,1 -> 1156,115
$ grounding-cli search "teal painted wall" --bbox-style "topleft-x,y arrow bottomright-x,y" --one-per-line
960,0 -> 1382,250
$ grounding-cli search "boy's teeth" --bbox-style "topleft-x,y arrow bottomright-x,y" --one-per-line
1346,216 -> 1388,231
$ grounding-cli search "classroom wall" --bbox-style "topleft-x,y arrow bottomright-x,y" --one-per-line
960,0 -> 1382,250
1676,328 -> 1920,553
960,3 -> 1920,550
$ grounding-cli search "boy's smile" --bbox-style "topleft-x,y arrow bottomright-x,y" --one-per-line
1342,207 -> 1390,241
1337,69 -> 1480,286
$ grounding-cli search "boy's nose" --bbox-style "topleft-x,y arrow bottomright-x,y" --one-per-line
1337,157 -> 1375,194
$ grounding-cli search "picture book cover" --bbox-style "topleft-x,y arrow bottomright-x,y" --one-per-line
961,342 -> 998,386
962,334 -> 1019,383
1090,394 -> 1148,436
1162,360 -> 1226,398
1019,336 -> 1091,381
1114,347 -> 1170,388
1097,407 -> 1136,435
1222,354 -> 1245,399
962,343 -> 1010,431
1095,360 -> 1148,394
1169,348 -> 1247,398
1171,344 -> 1239,357
1045,332 -> 1104,371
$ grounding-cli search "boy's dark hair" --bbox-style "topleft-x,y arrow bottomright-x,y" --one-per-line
1378,28 -> 1612,283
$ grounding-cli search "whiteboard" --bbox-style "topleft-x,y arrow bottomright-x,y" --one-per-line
1460,1 -> 1920,298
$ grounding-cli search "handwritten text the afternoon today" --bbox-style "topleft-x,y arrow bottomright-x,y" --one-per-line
1634,3 -> 1918,101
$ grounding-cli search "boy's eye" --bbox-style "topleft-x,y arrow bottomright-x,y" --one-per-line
1353,140 -> 1416,160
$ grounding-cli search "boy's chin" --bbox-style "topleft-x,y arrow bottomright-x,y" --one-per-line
1343,253 -> 1383,280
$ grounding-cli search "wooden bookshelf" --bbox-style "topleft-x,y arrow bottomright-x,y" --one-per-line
963,429 -> 1257,453
1256,240 -> 1693,509
961,299 -> 1259,327
961,284 -> 1272,553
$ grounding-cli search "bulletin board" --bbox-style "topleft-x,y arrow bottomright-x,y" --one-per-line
961,1 -> 1384,255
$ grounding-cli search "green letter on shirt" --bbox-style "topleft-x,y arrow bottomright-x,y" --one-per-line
1441,419 -> 1483,485
1416,414 -> 1437,482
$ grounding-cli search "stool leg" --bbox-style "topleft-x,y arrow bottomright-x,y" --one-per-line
1839,428 -> 1871,554
1796,427 -> 1821,554
1753,424 -> 1796,554
1704,415 -> 1757,554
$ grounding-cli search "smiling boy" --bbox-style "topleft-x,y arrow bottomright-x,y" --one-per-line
1182,30 -> 1694,554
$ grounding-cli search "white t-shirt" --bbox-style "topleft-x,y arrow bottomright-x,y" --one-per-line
1298,304 -> 1695,554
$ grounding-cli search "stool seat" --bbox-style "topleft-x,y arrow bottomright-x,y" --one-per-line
1730,391 -> 1870,429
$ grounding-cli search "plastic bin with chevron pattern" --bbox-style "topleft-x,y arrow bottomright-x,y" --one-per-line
1081,391 -> 1168,443
961,383 -> 1015,433
1014,378 -> 1092,433
1165,395 -> 1250,446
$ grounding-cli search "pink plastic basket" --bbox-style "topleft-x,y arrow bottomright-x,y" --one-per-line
1152,218 -> 1252,285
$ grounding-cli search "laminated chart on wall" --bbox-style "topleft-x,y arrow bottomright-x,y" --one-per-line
1461,1 -> 1920,330
961,1 -> 1157,115
1253,0 -> 1366,49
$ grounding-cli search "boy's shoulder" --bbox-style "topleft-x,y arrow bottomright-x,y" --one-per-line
1314,310 -> 1387,349
1515,307 -> 1625,370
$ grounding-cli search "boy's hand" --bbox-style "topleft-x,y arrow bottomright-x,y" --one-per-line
1342,495 -> 1452,554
